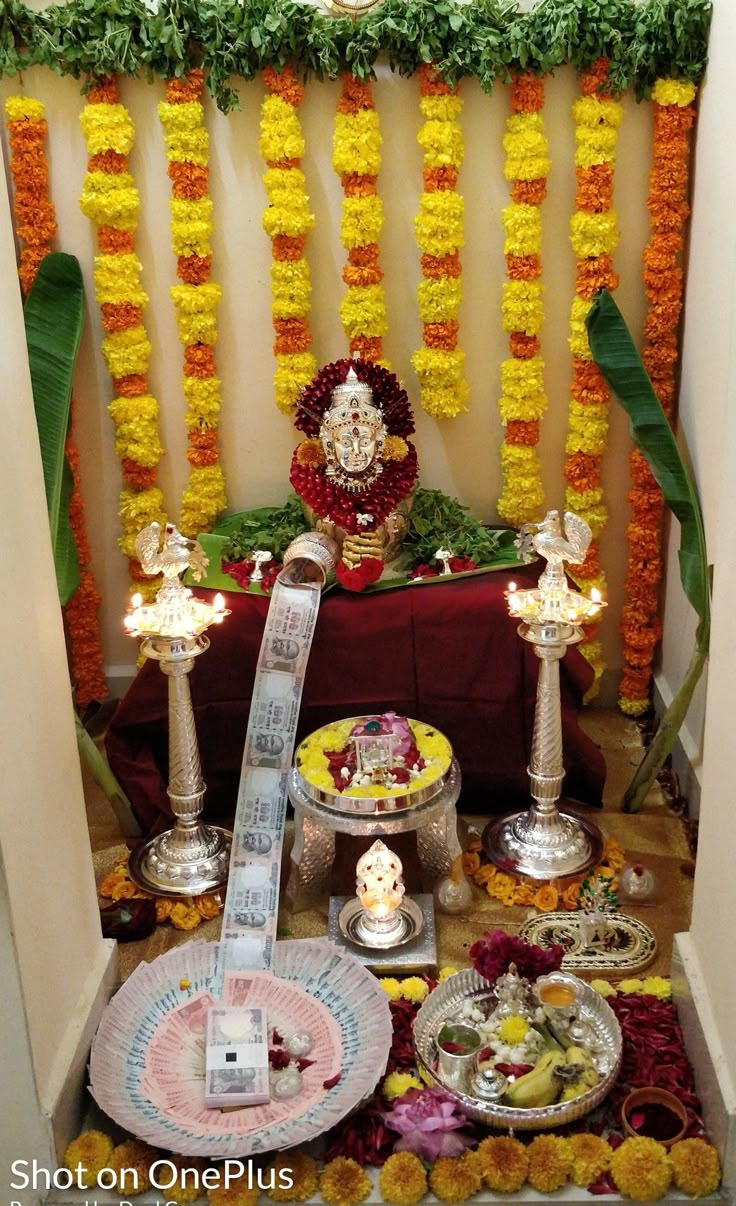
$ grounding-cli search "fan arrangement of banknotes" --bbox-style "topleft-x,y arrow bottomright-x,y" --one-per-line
90,938 -> 392,1155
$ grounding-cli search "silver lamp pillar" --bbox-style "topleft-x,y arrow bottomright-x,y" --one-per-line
483,509 -> 605,880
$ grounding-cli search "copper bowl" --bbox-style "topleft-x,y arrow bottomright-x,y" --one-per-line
621,1086 -> 688,1147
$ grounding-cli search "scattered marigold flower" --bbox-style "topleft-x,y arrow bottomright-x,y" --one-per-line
169,902 -> 202,931
611,1136 -> 672,1201
476,1135 -> 528,1193
108,1140 -> 158,1195
319,1157 -> 371,1206
527,1135 -> 573,1193
428,1153 -> 482,1203
669,1139 -> 721,1198
379,1151 -> 427,1205
569,1133 -> 611,1186
532,883 -> 559,912
63,1131 -> 114,1187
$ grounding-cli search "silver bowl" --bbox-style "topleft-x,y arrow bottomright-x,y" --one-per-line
413,968 -> 621,1130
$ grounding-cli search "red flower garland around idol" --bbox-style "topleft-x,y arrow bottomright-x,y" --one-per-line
290,358 -> 418,588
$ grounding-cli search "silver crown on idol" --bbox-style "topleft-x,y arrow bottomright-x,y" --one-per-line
320,367 -> 386,491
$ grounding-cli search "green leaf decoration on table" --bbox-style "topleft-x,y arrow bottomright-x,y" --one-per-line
24,252 -> 85,606
586,288 -> 711,812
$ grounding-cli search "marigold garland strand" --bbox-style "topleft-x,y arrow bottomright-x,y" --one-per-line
618,78 -> 696,715
333,74 -> 389,365
497,73 -> 550,526
158,68 -> 227,538
259,65 -> 317,413
79,77 -> 166,586
6,95 -> 107,707
562,58 -> 623,694
412,64 -> 468,419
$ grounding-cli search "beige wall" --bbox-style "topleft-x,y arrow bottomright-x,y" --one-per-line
0,165 -> 111,1119
670,0 -> 736,1072
0,63 -> 653,689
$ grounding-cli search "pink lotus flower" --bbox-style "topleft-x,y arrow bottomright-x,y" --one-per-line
385,1088 -> 472,1163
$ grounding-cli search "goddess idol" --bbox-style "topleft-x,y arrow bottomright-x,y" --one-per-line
289,358 -> 419,589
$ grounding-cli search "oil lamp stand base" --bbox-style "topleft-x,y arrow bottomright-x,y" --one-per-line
329,894 -> 437,974
482,804 -> 603,880
128,823 -> 232,897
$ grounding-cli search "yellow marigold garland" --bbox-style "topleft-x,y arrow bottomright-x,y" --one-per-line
412,64 -> 468,419
158,68 -> 227,538
619,78 -> 696,715
562,58 -> 624,693
497,73 -> 551,525
5,96 -> 107,707
334,75 -> 389,364
78,77 -> 166,585
259,65 -> 317,413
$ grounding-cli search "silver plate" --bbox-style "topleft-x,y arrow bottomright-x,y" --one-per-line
292,716 -> 454,814
337,896 -> 426,949
413,968 -> 622,1130
328,894 -> 438,973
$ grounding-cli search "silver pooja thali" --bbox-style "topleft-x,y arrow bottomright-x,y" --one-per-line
413,968 -> 622,1130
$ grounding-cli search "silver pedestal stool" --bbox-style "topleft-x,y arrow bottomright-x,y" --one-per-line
286,760 -> 463,911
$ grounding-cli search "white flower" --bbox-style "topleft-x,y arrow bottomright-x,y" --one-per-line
356,513 -> 373,527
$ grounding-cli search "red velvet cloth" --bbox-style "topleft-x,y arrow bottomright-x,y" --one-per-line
107,567 -> 605,836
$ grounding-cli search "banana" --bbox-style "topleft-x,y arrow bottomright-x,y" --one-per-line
503,1050 -> 568,1109
559,1045 -> 601,1102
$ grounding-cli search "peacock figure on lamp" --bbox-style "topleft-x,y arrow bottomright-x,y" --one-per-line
289,359 -> 418,590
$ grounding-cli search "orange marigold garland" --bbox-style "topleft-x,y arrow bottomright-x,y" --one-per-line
158,68 -> 227,538
412,64 -> 468,419
5,96 -> 107,707
619,78 -> 696,716
333,75 -> 388,365
79,77 -> 166,586
497,73 -> 550,526
259,65 -> 317,413
563,58 -> 623,694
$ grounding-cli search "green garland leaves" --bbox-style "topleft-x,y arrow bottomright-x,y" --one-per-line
0,0 -> 711,113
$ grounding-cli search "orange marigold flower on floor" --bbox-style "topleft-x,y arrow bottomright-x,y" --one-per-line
109,1140 -> 158,1195
428,1154 -> 482,1203
669,1139 -> 721,1198
462,851 -> 481,875
63,1131 -> 114,1187
476,1135 -> 528,1193
170,902 -> 202,931
511,72 -> 544,114
512,883 -> 535,905
193,893 -> 222,920
611,1137 -> 672,1201
267,1150 -> 319,1202
319,1157 -> 371,1206
164,1158 -> 205,1205
155,897 -> 174,923
379,1152 -> 428,1206
533,883 -> 559,912
486,870 -> 516,899
527,1135 -> 573,1193
474,864 -> 496,886
208,1171 -> 259,1206
562,880 -> 581,910
98,871 -> 126,897
569,1133 -> 611,1187
111,878 -> 140,900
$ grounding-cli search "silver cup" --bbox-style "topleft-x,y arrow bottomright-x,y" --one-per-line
436,1023 -> 481,1093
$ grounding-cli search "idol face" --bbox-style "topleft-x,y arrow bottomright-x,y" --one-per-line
333,422 -> 377,474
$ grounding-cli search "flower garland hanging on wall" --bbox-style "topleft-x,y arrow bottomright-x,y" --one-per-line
562,58 -> 623,694
618,79 -> 696,716
5,95 -> 107,707
411,64 -> 468,419
333,75 -> 389,365
78,77 -> 166,586
259,65 -> 318,414
158,67 -> 227,538
496,73 -> 551,527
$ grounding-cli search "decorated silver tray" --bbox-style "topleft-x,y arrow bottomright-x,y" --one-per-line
291,715 -> 455,815
413,968 -> 622,1130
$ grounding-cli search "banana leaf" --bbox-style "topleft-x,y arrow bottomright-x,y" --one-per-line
586,289 -> 711,811
24,252 -> 84,605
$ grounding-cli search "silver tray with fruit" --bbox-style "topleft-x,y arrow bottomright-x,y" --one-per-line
413,966 -> 622,1130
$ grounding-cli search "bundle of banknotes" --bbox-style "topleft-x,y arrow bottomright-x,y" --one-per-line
204,1005 -> 270,1108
